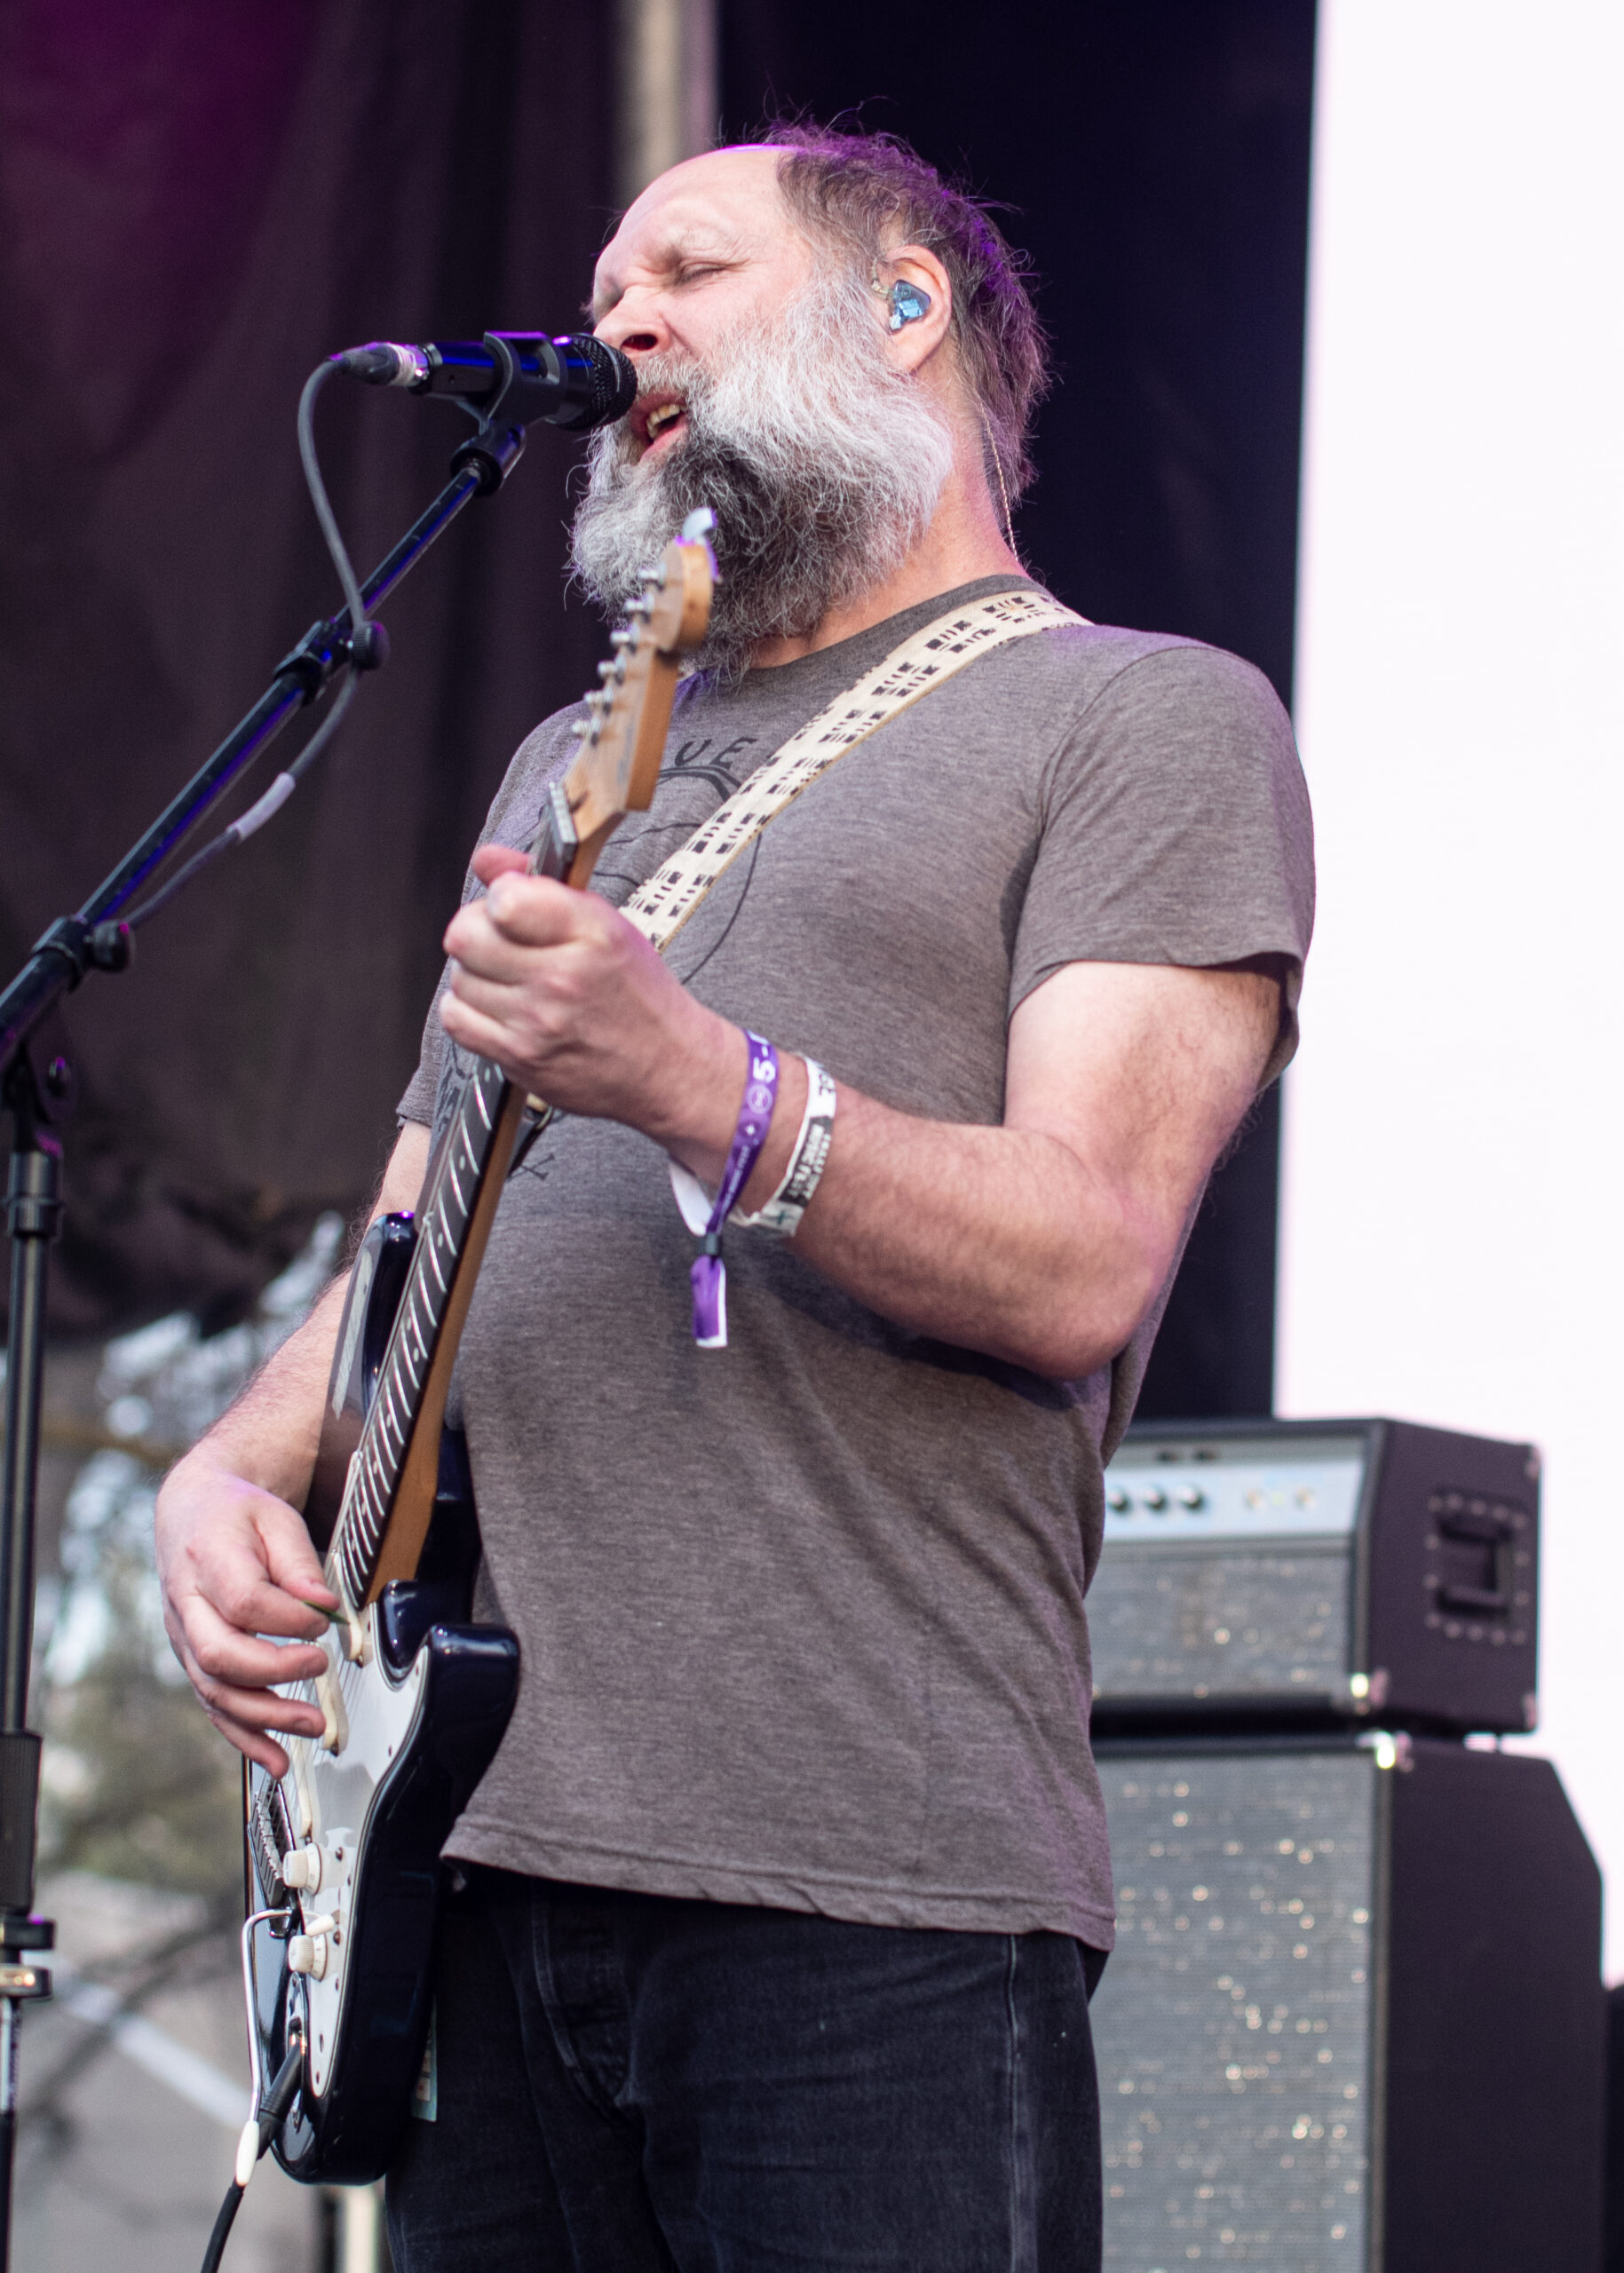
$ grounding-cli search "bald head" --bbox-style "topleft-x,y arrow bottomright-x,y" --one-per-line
592,147 -> 828,362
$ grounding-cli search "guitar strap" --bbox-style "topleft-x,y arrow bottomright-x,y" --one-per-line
617,584 -> 1088,955
519,585 -> 1086,1131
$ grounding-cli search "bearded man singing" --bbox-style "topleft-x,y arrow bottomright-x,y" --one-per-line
155,125 -> 1313,2271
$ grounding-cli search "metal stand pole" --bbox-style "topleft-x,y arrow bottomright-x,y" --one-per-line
0,1050 -> 64,2267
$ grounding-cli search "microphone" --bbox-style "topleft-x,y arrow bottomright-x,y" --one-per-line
335,331 -> 636,432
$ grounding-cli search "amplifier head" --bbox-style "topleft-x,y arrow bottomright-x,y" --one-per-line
1089,1419 -> 1539,1738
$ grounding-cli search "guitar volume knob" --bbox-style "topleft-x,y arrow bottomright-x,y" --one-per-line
287,1934 -> 327,1979
281,1845 -> 322,1892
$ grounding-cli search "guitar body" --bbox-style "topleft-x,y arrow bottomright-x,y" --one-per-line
247,1215 -> 519,2182
238,517 -> 715,2184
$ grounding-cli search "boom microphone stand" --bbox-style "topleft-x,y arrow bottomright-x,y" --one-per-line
0,334 -> 606,2267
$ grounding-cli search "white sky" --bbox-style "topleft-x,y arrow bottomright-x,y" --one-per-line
1282,1 -> 1624,1972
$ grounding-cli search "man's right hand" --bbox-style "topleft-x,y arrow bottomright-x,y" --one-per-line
155,1453 -> 338,1778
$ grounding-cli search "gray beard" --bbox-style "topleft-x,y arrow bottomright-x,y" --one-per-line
569,273 -> 956,681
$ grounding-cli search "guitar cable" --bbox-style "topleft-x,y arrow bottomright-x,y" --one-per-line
122,358 -> 380,937
197,2034 -> 305,2273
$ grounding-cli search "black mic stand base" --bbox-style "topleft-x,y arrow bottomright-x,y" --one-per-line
0,1046 -> 62,2269
0,1914 -> 54,2257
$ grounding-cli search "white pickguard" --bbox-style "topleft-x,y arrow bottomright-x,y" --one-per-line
275,1608 -> 429,2099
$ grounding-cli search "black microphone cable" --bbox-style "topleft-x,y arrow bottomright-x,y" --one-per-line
113,329 -> 633,944
122,359 -> 376,935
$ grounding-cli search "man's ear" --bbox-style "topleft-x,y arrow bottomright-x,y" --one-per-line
873,243 -> 953,374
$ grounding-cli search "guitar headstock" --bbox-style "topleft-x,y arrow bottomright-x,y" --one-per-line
553,509 -> 716,886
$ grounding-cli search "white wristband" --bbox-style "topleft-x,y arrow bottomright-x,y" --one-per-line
729,1058 -> 836,1238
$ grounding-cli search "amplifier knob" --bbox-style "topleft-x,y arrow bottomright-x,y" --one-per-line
1141,1488 -> 1168,1511
1106,1487 -> 1129,1513
1176,1486 -> 1206,1510
287,1934 -> 328,1980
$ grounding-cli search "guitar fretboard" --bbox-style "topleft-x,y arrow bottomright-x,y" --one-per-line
313,530 -> 710,1608
329,1050 -> 514,1608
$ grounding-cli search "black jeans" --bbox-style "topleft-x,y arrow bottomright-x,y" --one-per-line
386,1870 -> 1105,2272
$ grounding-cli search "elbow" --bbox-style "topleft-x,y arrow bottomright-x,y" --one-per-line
1003,1259 -> 1164,1384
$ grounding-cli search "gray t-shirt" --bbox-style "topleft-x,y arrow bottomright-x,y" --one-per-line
398,575 -> 1314,1947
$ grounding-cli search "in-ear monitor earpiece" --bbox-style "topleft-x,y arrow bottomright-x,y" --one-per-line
886,280 -> 931,331
871,265 -> 933,332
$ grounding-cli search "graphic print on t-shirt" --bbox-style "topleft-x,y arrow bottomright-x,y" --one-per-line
590,727 -> 766,903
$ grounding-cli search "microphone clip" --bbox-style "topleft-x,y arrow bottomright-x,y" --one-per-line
449,333 -> 527,496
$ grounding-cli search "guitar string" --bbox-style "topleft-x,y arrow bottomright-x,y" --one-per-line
329,1053 -> 509,1604
325,566 -> 696,1598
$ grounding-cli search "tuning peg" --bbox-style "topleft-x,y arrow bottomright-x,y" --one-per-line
610,628 -> 633,649
569,717 -> 592,738
596,660 -> 615,679
638,562 -> 668,588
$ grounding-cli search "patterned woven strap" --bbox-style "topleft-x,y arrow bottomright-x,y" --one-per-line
620,586 -> 1087,954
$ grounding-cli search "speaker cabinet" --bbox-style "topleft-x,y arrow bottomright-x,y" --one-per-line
1091,1421 -> 1539,1738
1090,1737 -> 1603,2271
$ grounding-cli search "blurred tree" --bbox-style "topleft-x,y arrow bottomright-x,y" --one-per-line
35,1219 -> 343,1898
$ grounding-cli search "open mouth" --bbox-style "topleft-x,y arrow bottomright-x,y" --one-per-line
636,397 -> 688,459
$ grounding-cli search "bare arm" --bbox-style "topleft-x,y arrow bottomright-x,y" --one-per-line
163,862 -> 1275,1770
442,848 -> 1281,1382
154,1122 -> 429,1773
781,955 -> 1279,1379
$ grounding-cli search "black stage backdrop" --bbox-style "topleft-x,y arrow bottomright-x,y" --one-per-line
0,0 -> 616,1334
725,0 -> 1317,1420
0,2 -> 1316,1422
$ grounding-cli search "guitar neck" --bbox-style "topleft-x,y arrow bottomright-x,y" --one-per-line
325,788 -> 590,1609
327,1057 -> 518,1607
320,521 -> 715,1611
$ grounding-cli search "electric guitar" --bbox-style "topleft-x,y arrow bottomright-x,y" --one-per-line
242,512 -> 716,2184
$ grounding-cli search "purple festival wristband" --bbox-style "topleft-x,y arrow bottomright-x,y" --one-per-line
689,1034 -> 779,1348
